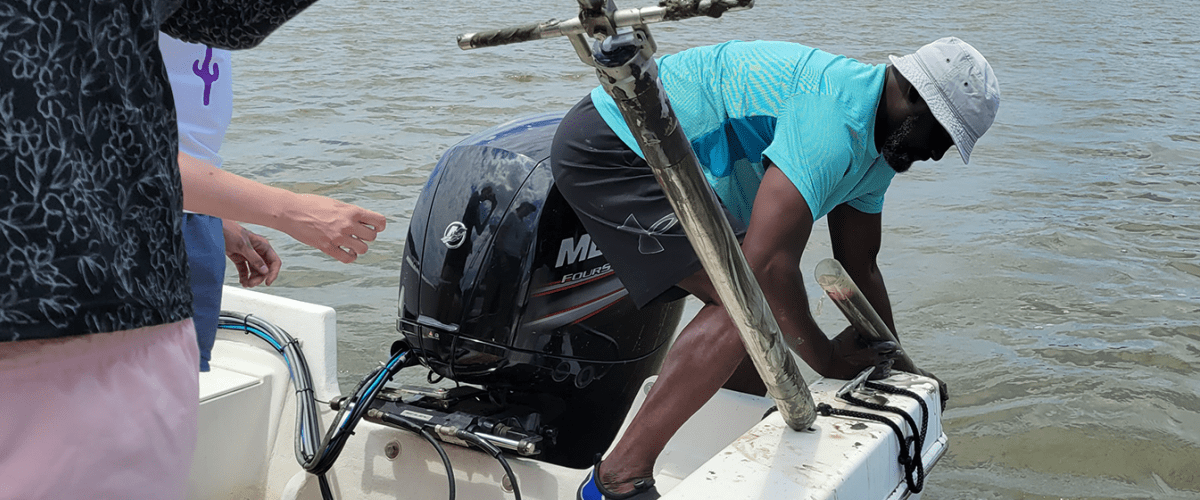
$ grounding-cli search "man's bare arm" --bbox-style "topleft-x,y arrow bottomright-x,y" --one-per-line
827,204 -> 897,336
828,203 -> 948,403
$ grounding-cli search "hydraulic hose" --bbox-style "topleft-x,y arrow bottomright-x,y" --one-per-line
217,313 -> 414,499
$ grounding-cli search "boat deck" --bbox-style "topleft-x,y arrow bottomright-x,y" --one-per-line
187,287 -> 945,500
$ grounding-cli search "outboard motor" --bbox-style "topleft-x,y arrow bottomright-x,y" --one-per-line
396,112 -> 684,468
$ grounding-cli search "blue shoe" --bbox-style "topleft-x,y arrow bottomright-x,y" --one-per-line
577,462 -> 659,500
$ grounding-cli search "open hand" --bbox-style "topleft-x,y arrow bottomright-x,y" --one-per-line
282,194 -> 387,263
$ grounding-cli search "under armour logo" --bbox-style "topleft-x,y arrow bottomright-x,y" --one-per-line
620,213 -> 678,255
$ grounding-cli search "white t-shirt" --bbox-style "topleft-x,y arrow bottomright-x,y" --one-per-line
158,33 -> 233,168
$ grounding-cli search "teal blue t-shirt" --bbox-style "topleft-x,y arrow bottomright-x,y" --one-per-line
591,40 -> 894,225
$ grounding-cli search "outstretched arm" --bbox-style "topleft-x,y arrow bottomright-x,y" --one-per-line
179,152 -> 387,263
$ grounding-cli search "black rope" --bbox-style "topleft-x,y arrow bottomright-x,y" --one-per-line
816,380 -> 929,493
866,381 -> 930,468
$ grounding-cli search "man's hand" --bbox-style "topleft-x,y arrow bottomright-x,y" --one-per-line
279,194 -> 387,263
223,220 -> 281,287
830,325 -> 951,408
827,325 -> 900,380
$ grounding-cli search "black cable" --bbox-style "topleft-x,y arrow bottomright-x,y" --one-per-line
219,313 -> 521,499
761,406 -> 778,420
311,352 -> 409,475
318,474 -> 334,500
420,427 -> 457,500
218,313 -> 323,473
217,313 -> 415,500
456,431 -> 521,500
373,410 -> 457,500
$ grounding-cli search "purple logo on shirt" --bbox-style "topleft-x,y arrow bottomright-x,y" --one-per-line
192,47 -> 220,106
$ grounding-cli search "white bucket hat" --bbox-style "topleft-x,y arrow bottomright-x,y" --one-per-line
889,37 -> 1000,164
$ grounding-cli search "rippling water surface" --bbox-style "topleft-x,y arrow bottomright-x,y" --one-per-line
220,1 -> 1200,497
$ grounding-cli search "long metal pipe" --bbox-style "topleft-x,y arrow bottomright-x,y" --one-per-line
814,258 -> 918,373
456,0 -> 754,50
586,32 -> 815,430
458,0 -> 816,431
815,258 -> 948,408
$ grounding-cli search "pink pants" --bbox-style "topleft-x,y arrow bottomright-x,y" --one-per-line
0,320 -> 199,500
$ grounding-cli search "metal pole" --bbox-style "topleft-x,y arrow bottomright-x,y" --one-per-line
814,258 -> 918,373
816,257 -> 947,407
458,0 -> 815,431
586,28 -> 816,430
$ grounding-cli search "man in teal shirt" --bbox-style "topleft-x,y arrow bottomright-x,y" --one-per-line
591,40 -> 895,226
552,37 -> 1000,499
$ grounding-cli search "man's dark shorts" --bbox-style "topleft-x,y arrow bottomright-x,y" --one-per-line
550,95 -> 747,308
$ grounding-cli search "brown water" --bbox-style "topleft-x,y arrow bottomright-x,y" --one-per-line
220,0 -> 1200,497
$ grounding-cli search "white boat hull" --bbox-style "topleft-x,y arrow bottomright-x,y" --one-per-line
189,286 -> 946,500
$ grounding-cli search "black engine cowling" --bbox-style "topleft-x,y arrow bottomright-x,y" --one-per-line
397,112 -> 683,467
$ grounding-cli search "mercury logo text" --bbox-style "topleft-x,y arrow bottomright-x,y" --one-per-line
555,234 -> 603,268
